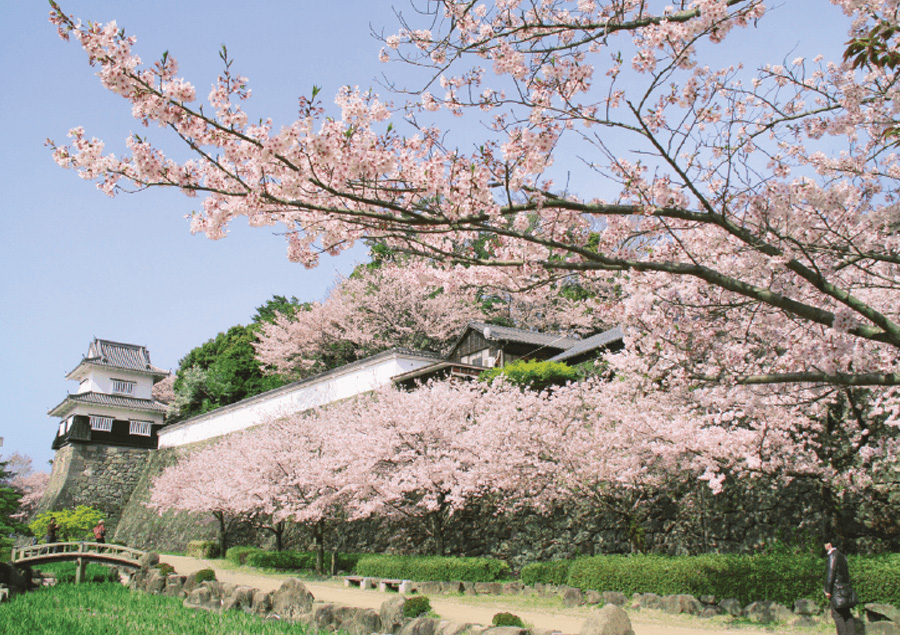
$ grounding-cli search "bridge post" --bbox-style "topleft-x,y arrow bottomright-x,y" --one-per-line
75,557 -> 86,584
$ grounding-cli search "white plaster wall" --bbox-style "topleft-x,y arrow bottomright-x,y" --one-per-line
158,350 -> 437,448
69,403 -> 165,426
86,370 -> 155,400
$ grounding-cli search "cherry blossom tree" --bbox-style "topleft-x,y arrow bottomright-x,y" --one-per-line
327,381 -> 511,555
254,261 -> 483,378
46,1 -> 899,400
149,442 -> 259,555
2,453 -> 51,522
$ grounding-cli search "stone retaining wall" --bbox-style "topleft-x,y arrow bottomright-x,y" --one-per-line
37,444 -> 151,530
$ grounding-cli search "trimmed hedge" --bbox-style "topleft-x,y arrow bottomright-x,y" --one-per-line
562,552 -> 900,607
226,546 -> 262,565
242,550 -> 365,572
520,560 -> 571,586
355,555 -> 510,582
186,540 -> 219,559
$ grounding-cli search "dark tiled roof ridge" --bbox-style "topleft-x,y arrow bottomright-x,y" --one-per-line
49,391 -> 169,416
465,321 -> 582,349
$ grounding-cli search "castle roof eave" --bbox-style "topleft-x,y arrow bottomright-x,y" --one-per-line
48,391 -> 169,418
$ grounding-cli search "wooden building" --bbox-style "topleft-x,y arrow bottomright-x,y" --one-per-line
393,321 -> 623,388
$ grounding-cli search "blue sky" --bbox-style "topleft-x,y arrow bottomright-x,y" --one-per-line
0,0 -> 850,469
1,1 -> 392,467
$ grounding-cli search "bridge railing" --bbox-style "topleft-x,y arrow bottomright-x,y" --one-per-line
11,541 -> 145,566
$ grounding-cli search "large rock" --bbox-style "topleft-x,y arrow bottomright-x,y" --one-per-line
563,587 -> 585,607
866,623 -> 900,635
637,593 -> 662,610
580,604 -> 635,635
418,581 -> 443,595
163,575 -> 186,598
743,601 -> 792,624
793,599 -> 820,616
337,606 -> 382,635
436,620 -> 475,635
142,568 -> 167,594
442,581 -> 465,594
222,585 -> 256,613
399,616 -> 440,635
662,594 -> 702,615
0,563 -> 34,596
867,604 -> 900,625
138,551 -> 160,569
251,589 -> 273,616
484,628 -> 527,635
313,603 -> 337,629
719,598 -> 742,616
381,596 -> 407,633
474,583 -> 502,595
183,585 -> 222,612
271,578 -> 315,621
601,592 -> 627,607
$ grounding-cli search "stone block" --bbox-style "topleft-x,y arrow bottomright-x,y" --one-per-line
601,591 -> 627,607
222,585 -> 256,612
562,587 -> 585,607
271,578 -> 314,621
580,604 -> 635,635
418,581 -> 443,595
793,598 -> 820,616
866,603 -> 900,624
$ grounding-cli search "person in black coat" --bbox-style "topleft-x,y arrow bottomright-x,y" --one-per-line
824,539 -> 856,635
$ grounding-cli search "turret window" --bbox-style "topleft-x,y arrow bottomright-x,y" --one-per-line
129,420 -> 152,436
89,415 -> 114,432
111,379 -> 135,394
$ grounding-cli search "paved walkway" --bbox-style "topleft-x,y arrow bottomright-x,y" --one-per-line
161,555 -> 811,635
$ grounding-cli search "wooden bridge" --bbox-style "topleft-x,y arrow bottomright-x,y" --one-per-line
11,542 -> 146,583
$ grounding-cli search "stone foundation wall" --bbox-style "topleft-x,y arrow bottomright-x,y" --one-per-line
37,443 -> 152,531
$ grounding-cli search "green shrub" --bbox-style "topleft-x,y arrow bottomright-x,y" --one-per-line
186,540 -> 220,559
194,568 -> 216,583
226,546 -> 262,565
243,550 -> 366,572
492,612 -> 525,627
355,555 -> 510,582
851,553 -> 900,606
520,560 -> 570,586
402,596 -> 432,618
155,562 -> 176,577
246,550 -> 311,570
29,506 -> 104,542
562,552 -> 900,607
480,359 -> 579,391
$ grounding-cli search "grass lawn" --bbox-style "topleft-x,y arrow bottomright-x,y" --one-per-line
0,580 -> 315,635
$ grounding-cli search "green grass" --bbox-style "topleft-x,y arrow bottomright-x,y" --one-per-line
34,561 -> 120,584
0,582 -> 318,635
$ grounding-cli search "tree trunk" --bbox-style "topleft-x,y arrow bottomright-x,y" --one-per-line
313,522 -> 325,574
274,520 -> 285,552
213,511 -> 228,557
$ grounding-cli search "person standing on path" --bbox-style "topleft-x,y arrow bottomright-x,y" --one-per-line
824,539 -> 856,635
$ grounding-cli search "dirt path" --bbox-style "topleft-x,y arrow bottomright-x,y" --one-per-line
162,555 -> 815,635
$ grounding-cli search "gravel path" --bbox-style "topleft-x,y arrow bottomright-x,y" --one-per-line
162,555 -> 819,635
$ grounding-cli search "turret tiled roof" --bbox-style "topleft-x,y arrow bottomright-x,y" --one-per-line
48,391 -> 169,417
67,338 -> 168,379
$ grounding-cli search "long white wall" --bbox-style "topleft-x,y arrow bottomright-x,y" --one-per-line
157,349 -> 439,448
